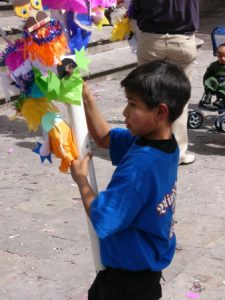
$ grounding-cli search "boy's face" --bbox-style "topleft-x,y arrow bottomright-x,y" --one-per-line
123,91 -> 167,139
217,46 -> 225,64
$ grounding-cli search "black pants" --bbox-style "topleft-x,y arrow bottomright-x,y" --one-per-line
88,267 -> 162,300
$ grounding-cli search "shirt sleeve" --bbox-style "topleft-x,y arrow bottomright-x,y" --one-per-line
109,128 -> 136,166
203,62 -> 217,83
90,175 -> 144,239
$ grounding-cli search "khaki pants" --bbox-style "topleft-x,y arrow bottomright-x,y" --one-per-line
132,22 -> 197,160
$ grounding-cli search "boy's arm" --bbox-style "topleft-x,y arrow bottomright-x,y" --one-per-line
76,176 -> 96,217
83,82 -> 111,149
70,155 -> 96,217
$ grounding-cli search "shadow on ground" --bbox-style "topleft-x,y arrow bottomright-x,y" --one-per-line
15,141 -> 37,150
1,109 -> 224,159
0,115 -> 41,139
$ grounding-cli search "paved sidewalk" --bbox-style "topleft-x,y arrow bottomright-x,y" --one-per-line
0,5 -> 225,300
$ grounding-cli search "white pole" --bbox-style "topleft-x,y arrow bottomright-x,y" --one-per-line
67,101 -> 104,272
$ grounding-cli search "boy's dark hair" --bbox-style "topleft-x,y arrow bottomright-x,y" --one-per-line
120,60 -> 191,123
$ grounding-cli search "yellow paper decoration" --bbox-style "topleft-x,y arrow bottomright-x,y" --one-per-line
111,16 -> 131,42
20,97 -> 59,131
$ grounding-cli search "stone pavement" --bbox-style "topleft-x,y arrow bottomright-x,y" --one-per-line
0,5 -> 225,300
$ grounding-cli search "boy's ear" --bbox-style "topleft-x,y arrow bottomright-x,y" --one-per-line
157,103 -> 169,121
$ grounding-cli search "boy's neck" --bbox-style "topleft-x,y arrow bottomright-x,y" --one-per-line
144,127 -> 173,141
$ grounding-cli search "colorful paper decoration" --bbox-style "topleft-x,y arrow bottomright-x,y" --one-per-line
66,12 -> 92,52
33,112 -> 78,172
92,7 -> 110,30
12,0 -> 50,32
42,0 -> 88,13
13,0 -> 43,19
33,66 -> 83,105
42,0 -> 116,12
16,96 -> 59,131
111,16 -> 131,41
33,141 -> 52,163
2,0 -> 109,173
24,20 -> 69,66
1,39 -> 28,73
75,47 -> 91,71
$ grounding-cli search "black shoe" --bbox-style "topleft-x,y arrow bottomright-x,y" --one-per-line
198,92 -> 212,107
213,98 -> 225,109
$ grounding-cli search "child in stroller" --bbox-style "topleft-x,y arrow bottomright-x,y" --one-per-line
199,43 -> 225,109
187,27 -> 225,131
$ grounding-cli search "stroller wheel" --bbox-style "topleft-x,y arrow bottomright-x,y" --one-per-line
220,116 -> 225,132
214,115 -> 223,130
188,111 -> 203,129
214,113 -> 225,131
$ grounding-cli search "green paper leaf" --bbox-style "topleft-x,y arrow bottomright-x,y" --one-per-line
33,67 -> 49,96
75,47 -> 91,72
33,67 -> 83,105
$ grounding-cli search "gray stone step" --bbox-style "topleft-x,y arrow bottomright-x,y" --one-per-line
0,17 -> 23,43
0,3 -> 14,17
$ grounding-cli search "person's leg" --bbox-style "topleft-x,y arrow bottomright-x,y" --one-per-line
199,90 -> 212,106
136,32 -> 166,65
212,80 -> 225,108
167,34 -> 197,164
166,34 -> 197,77
204,77 -> 219,93
199,78 -> 218,106
172,103 -> 195,164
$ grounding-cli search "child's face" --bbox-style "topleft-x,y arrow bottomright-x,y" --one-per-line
217,46 -> 225,64
123,91 -> 164,139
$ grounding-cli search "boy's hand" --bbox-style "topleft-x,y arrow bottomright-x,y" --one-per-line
70,153 -> 92,184
82,81 -> 94,102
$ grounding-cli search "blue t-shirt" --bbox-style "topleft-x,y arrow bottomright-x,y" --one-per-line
90,128 -> 179,271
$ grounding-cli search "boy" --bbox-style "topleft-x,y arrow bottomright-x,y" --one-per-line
70,60 -> 191,300
199,43 -> 225,109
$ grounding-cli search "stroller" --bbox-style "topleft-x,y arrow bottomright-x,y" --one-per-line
188,26 -> 225,132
